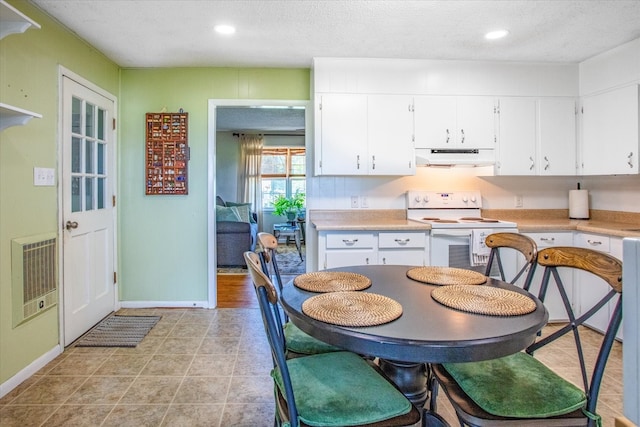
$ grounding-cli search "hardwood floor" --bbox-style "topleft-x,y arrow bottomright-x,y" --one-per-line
216,274 -> 258,308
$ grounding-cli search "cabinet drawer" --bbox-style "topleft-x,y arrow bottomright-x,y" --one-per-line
326,232 -> 375,249
524,232 -> 573,248
326,251 -> 376,269
575,233 -> 610,252
378,232 -> 426,249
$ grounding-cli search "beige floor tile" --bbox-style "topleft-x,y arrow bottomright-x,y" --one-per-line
173,376 -> 231,404
168,322 -> 210,338
119,376 -> 182,404
161,403 -> 225,426
11,376 -> 88,404
219,402 -> 275,427
156,337 -> 204,355
93,354 -> 153,376
0,404 -> 58,426
226,375 -> 275,404
187,354 -> 237,376
139,354 -> 194,376
198,336 -> 240,354
46,354 -> 110,376
101,404 -> 169,427
65,376 -> 135,404
42,404 -> 114,426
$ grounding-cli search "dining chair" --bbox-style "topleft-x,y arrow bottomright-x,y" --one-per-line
428,246 -> 623,427
251,239 -> 340,357
484,232 -> 538,290
243,251 -> 421,427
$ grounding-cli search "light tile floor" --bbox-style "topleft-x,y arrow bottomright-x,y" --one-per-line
0,309 -> 623,427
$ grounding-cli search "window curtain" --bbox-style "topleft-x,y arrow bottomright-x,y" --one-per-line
238,134 -> 264,226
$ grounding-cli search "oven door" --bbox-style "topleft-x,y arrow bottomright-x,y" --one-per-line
430,228 -> 517,277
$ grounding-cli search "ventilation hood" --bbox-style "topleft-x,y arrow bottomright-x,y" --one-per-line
415,148 -> 495,167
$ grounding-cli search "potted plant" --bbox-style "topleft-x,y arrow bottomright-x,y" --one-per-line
272,193 -> 305,222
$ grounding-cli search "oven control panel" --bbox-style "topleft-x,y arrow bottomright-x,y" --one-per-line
406,190 -> 482,209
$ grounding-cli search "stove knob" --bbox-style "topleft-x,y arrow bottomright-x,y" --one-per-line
462,196 -> 468,203
470,195 -> 477,203
422,196 -> 429,203
414,196 -> 421,203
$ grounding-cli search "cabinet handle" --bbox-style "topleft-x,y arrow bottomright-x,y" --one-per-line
540,237 -> 555,242
628,152 -> 634,168
366,257 -> 370,265
529,156 -> 535,170
587,239 -> 602,246
342,239 -> 359,245
460,129 -> 465,144
357,155 -> 360,170
382,257 -> 387,264
394,238 -> 410,245
446,129 -> 450,144
544,156 -> 550,170
372,155 -> 376,170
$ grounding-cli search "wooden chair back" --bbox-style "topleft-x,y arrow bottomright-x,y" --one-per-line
484,232 -> 538,289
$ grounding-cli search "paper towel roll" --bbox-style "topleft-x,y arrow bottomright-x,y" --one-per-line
569,189 -> 589,219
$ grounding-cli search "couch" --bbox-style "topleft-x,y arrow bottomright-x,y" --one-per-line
216,196 -> 258,267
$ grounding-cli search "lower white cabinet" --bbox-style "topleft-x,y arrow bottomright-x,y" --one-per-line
522,232 -> 575,322
319,230 -> 428,270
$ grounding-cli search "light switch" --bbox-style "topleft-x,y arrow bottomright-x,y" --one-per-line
34,167 -> 56,186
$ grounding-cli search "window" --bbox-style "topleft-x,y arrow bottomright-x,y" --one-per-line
261,147 -> 305,209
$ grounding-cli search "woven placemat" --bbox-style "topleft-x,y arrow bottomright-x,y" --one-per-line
407,266 -> 487,286
302,292 -> 403,327
294,271 -> 371,292
431,285 -> 537,316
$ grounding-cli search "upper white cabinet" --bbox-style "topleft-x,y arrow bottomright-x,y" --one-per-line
414,96 -> 495,149
367,95 -> 414,175
315,93 -> 414,176
1,1 -> 42,131
581,84 -> 639,175
0,0 -> 40,39
495,97 -> 576,176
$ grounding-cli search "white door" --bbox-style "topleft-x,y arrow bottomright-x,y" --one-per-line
62,76 -> 116,346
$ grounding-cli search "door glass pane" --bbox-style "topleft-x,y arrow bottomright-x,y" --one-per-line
97,142 -> 105,174
97,178 -> 105,209
85,177 -> 94,211
85,140 -> 94,173
72,137 -> 82,173
71,177 -> 81,212
97,108 -> 105,140
85,103 -> 95,137
72,97 -> 82,134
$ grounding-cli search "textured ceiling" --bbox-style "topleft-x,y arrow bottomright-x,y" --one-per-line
31,0 -> 640,68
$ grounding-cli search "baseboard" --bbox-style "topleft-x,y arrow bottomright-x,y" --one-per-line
0,345 -> 62,399
119,300 -> 209,309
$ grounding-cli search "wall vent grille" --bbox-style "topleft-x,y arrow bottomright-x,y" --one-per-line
12,233 -> 58,327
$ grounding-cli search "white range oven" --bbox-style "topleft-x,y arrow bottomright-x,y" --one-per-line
406,190 -> 519,277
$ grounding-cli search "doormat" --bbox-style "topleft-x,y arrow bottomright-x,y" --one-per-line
74,315 -> 161,347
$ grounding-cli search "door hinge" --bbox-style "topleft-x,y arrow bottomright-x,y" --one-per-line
112,195 -> 116,207
113,272 -> 117,284
112,118 -> 116,130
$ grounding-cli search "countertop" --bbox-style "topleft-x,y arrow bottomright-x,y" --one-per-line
309,209 -> 640,238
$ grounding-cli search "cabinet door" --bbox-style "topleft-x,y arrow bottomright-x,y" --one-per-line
325,250 -> 377,269
368,95 -> 415,175
575,233 -> 612,333
457,96 -> 496,149
378,249 -> 425,266
581,84 -> 639,175
496,98 -> 537,175
538,98 -> 577,176
318,93 -> 368,175
523,232 -> 574,322
414,96 -> 457,149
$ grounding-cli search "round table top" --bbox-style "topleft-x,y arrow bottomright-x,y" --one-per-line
280,265 -> 549,364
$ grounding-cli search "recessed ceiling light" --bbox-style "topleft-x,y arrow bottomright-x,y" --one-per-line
485,29 -> 509,40
214,25 -> 236,35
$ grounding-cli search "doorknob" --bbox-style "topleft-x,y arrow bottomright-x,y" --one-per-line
65,221 -> 78,230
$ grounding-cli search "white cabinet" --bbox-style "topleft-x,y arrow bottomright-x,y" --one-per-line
0,1 -> 42,131
522,232 -> 575,322
315,93 -> 368,175
496,97 -> 576,176
367,95 -> 415,175
378,231 -> 427,266
414,96 -> 495,149
319,230 -> 428,270
315,93 -> 414,176
574,233 -> 621,335
581,84 -> 639,175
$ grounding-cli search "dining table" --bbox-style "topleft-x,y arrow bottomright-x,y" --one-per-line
280,264 -> 549,427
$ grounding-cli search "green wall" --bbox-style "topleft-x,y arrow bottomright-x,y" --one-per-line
118,68 -> 310,301
0,1 -> 120,383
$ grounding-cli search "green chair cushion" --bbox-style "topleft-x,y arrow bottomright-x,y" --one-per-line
443,352 -> 587,418
284,322 -> 340,355
272,351 -> 412,427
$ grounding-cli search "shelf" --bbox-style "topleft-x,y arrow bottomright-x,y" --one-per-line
0,0 -> 41,40
0,103 -> 42,131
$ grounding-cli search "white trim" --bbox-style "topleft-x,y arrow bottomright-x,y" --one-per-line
119,300 -> 209,309
0,345 -> 62,399
207,99 -> 310,309
57,66 -> 120,346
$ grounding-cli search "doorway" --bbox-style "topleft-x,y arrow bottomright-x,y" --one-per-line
207,100 -> 309,308
59,70 -> 118,345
